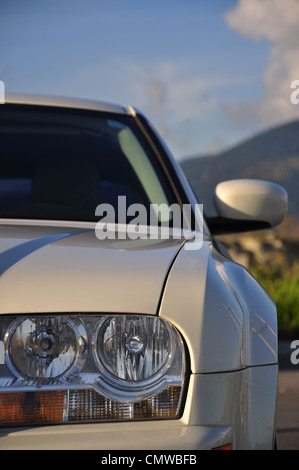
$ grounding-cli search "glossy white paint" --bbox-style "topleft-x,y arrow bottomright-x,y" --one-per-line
0,224 -> 184,315
160,240 -> 277,372
182,366 -> 277,450
5,92 -> 128,115
0,418 -> 233,450
214,179 -> 288,226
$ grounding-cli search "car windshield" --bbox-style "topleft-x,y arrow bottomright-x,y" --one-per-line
0,104 -> 175,224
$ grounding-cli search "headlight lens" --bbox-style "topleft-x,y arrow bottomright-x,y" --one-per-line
93,315 -> 184,401
6,316 -> 85,379
96,315 -> 171,381
0,314 -> 187,427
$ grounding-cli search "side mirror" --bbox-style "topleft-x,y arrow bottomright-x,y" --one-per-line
207,179 -> 288,235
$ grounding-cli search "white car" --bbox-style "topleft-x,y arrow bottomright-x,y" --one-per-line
0,94 -> 287,450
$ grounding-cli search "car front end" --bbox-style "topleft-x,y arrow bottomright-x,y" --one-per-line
0,95 -> 286,449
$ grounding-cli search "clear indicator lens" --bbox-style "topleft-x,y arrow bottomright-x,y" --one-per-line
0,386 -> 182,427
7,317 -> 79,378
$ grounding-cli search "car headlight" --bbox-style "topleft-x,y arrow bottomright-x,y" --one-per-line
0,314 -> 187,427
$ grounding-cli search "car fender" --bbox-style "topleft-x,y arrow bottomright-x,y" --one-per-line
159,239 -> 277,373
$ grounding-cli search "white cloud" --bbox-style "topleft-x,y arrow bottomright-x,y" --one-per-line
125,61 -> 248,156
224,0 -> 299,128
126,61 -> 216,117
224,0 -> 299,43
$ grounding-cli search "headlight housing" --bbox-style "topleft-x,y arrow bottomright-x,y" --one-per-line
0,314 -> 187,427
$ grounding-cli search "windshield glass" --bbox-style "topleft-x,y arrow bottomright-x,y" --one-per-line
0,104 -> 175,224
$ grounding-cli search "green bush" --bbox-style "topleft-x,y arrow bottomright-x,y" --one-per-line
250,264 -> 299,338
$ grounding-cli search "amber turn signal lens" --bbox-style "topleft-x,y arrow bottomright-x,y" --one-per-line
0,390 -> 64,426
212,444 -> 232,450
0,386 -> 183,427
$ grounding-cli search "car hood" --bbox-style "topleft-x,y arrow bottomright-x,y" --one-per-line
0,224 -> 186,315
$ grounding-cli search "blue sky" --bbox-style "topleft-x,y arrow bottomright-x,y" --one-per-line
1,0 -> 299,159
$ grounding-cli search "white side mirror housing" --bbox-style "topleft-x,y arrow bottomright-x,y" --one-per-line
214,179 -> 288,228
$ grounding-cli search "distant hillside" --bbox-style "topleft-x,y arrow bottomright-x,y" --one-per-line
181,119 -> 299,218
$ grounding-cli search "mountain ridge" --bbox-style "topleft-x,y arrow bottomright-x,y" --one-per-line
180,119 -> 299,217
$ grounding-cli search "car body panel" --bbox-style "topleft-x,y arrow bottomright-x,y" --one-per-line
0,223 -> 184,315
160,239 -> 277,373
5,93 -> 129,116
183,365 -> 277,450
0,420 -> 233,451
